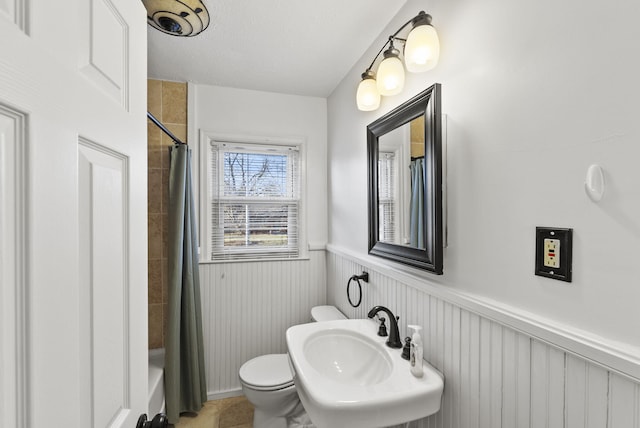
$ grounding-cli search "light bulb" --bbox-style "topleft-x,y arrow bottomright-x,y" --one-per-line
376,50 -> 405,96
404,22 -> 440,72
357,73 -> 381,111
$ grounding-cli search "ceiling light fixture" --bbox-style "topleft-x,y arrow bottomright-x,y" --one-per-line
142,0 -> 210,37
357,11 -> 440,111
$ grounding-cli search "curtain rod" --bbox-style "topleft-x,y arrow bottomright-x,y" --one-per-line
147,111 -> 186,145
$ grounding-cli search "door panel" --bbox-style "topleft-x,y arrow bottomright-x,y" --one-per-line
78,139 -> 131,427
79,0 -> 129,107
0,103 -> 27,428
0,1 -> 147,427
0,0 -> 27,30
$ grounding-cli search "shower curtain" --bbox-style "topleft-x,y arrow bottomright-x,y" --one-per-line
165,143 -> 207,424
409,157 -> 425,248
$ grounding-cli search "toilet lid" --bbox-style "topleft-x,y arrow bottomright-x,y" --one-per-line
239,354 -> 294,390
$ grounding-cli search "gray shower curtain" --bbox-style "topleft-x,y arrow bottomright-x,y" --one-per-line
409,157 -> 425,248
165,143 -> 207,424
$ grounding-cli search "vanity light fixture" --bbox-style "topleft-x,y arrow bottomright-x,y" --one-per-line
357,11 -> 440,111
376,39 -> 405,96
356,70 -> 381,111
142,0 -> 210,37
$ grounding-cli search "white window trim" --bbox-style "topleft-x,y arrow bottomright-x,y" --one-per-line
378,151 -> 398,244
197,130 -> 308,263
378,123 -> 410,246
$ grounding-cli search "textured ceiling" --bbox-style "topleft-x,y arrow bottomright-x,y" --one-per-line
147,0 -> 408,97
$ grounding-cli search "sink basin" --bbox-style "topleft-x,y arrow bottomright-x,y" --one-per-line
286,319 -> 444,428
303,328 -> 393,386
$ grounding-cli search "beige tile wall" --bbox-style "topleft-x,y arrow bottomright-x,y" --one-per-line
147,79 -> 188,349
410,115 -> 425,158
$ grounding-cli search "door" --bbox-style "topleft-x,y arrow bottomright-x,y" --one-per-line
0,1 -> 148,427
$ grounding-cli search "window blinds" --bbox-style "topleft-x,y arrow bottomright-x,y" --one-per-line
378,152 -> 396,243
209,142 -> 300,260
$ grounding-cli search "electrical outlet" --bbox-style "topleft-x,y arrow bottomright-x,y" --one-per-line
543,238 -> 560,268
535,227 -> 572,282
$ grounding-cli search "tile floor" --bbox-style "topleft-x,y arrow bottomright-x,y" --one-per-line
173,396 -> 254,428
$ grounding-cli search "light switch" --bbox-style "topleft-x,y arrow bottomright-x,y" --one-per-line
535,227 -> 572,282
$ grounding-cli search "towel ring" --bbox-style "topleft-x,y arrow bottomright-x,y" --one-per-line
346,272 -> 369,308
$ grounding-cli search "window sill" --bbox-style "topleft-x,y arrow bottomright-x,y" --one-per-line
199,256 -> 311,265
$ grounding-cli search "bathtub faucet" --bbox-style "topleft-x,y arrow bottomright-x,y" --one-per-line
367,305 -> 402,348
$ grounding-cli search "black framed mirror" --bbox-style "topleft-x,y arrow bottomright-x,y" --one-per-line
367,83 -> 443,273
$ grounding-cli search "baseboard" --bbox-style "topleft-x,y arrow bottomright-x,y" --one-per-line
207,388 -> 244,401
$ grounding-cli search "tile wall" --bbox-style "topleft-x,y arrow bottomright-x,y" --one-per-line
147,79 -> 187,349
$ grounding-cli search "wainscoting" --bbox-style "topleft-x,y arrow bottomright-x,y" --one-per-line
199,249 -> 327,398
198,246 -> 639,426
327,248 -> 640,428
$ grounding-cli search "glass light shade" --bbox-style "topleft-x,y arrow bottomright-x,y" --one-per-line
143,0 -> 210,36
376,56 -> 405,96
404,24 -> 440,72
357,77 -> 381,111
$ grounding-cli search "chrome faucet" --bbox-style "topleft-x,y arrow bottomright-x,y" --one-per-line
367,305 -> 402,348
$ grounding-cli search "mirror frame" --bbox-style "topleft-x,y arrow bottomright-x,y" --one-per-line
367,83 -> 443,274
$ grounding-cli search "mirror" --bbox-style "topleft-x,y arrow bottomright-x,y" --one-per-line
367,83 -> 443,273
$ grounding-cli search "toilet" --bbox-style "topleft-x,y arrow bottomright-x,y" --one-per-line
239,306 -> 346,428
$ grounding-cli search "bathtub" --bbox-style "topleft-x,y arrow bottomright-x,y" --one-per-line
148,348 -> 165,415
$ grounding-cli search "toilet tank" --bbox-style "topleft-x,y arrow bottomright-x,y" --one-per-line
311,305 -> 346,322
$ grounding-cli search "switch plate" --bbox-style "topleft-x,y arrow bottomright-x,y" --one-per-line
535,227 -> 572,282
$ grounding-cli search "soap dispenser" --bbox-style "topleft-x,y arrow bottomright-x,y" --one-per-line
407,325 -> 424,378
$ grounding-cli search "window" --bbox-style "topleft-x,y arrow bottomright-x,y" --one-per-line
378,151 -> 397,243
206,140 -> 302,261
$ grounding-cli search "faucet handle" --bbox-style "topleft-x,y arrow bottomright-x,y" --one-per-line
401,337 -> 412,360
377,317 -> 388,337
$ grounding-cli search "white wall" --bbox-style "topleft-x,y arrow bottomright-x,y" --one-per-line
328,0 -> 640,359
328,251 -> 640,428
200,252 -> 327,398
191,84 -> 328,246
190,84 -> 329,397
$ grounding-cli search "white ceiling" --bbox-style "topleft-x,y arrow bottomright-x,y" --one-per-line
147,0 -> 408,97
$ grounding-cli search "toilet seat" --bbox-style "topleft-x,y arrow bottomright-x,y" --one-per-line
239,354 -> 294,391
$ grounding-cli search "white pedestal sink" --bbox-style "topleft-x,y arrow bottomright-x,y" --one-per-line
286,319 -> 444,428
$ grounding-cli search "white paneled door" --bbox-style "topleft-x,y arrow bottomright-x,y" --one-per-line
0,1 -> 148,428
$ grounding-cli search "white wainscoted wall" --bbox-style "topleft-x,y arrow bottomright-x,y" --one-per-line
325,0 -> 640,426
199,244 -> 640,426
190,82 -> 330,398
200,250 -> 326,398
327,248 -> 640,428
191,1 -> 640,424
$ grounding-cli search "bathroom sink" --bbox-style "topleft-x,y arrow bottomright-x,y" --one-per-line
286,319 -> 444,428
303,327 -> 393,386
